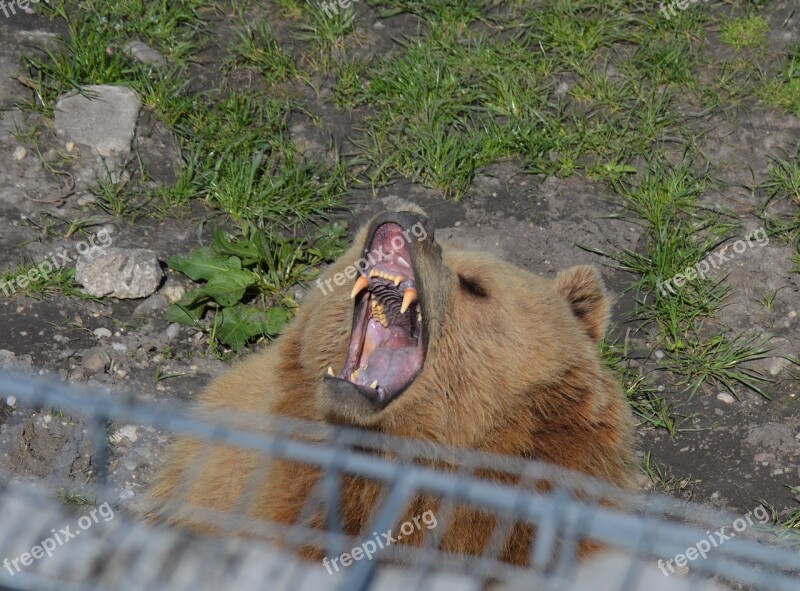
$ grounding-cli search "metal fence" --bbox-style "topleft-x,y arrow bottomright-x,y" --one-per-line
0,369 -> 798,591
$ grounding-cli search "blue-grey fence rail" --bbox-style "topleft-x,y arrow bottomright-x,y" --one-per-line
0,369 -> 798,591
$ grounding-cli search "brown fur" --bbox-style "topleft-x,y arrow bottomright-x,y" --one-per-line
146,211 -> 636,565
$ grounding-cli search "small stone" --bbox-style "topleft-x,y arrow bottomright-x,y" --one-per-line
134,446 -> 152,459
716,392 -> 735,404
93,328 -> 112,339
754,452 -> 772,464
54,85 -> 141,158
123,461 -> 138,471
82,347 -> 110,374
5,396 -> 16,407
162,283 -> 186,303
57,348 -> 76,361
111,342 -> 128,352
773,469 -> 784,476
165,323 -> 181,340
124,41 -> 167,67
76,247 -> 163,299
75,194 -> 96,207
68,368 -> 86,382
118,488 -> 135,500
654,350 -> 665,360
132,294 -> 171,318
110,425 -> 139,444
12,146 -> 26,161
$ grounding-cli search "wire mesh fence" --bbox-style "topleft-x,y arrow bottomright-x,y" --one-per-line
0,368 -> 798,591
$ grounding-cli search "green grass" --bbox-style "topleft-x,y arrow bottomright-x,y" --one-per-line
15,0 -> 353,344
720,15 -> 770,50
760,144 -> 800,255
0,263 -> 89,300
760,44 -> 800,117
346,1 -> 699,197
601,334 -> 676,435
642,451 -> 694,494
230,19 -> 297,84
59,490 -> 96,508
586,160 -> 774,398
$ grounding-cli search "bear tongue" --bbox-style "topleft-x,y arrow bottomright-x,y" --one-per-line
355,319 -> 418,389
355,348 -> 420,390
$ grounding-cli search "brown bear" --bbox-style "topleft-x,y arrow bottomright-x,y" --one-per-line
146,210 -> 636,566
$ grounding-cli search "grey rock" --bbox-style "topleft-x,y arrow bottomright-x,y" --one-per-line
132,294 -> 171,318
76,247 -> 163,299
93,327 -> 112,339
54,85 -> 141,158
165,323 -> 181,340
124,41 -> 167,68
81,347 -> 110,374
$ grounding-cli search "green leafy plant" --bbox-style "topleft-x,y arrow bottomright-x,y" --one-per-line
166,225 -> 347,351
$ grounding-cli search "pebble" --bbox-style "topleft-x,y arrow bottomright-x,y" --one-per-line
118,488 -> 135,500
162,284 -> 186,303
75,194 -> 95,207
654,350 -> 665,360
716,392 -> 735,404
5,396 -> 16,407
82,347 -> 110,374
111,342 -> 128,352
134,446 -> 151,459
12,146 -> 26,161
110,425 -> 139,444
165,323 -> 181,340
93,328 -> 112,339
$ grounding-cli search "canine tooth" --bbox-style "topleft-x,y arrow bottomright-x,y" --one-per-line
351,275 -> 369,299
327,366 -> 334,377
400,288 -> 418,314
369,269 -> 377,278
393,275 -> 403,286
370,381 -> 378,389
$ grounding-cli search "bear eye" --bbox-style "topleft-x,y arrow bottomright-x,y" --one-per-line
458,274 -> 489,298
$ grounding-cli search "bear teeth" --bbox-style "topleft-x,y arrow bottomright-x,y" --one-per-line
370,299 -> 390,328
369,381 -> 378,389
368,269 -> 404,285
400,288 -> 418,314
350,275 -> 369,299
327,366 -> 335,377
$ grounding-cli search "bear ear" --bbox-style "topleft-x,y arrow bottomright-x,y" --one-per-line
553,266 -> 609,342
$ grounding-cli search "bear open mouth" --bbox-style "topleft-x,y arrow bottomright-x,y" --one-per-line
332,222 -> 426,408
